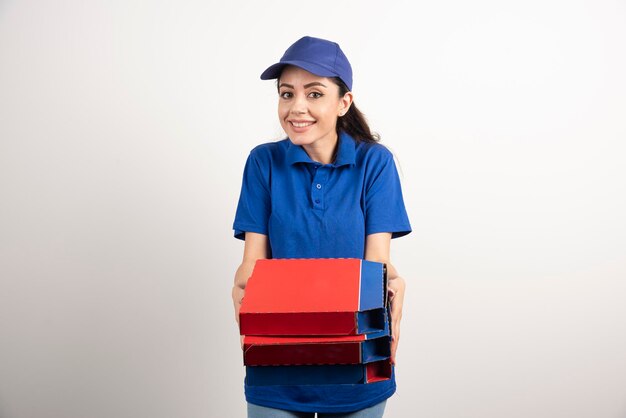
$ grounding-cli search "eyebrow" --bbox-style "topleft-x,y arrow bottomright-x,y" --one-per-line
304,81 -> 327,88
278,81 -> 328,89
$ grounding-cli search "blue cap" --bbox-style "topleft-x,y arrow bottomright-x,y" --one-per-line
260,36 -> 353,91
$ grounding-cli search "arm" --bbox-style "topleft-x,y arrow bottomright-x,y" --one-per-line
365,232 -> 406,365
232,232 -> 270,325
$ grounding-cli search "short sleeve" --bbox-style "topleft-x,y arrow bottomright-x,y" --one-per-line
232,150 -> 271,240
364,149 -> 412,238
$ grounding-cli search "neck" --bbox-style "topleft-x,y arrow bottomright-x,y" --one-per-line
302,133 -> 339,165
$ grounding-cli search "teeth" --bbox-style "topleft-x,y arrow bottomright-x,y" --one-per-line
291,121 -> 314,128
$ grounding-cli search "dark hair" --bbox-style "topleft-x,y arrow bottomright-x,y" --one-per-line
331,77 -> 380,144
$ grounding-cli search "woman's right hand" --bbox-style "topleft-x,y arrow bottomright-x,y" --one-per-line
232,274 -> 247,350
232,285 -> 245,324
232,232 -> 269,347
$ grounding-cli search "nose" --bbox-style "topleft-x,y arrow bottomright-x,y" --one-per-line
289,94 -> 307,115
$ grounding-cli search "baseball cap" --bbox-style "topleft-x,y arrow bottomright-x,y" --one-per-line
260,36 -> 353,91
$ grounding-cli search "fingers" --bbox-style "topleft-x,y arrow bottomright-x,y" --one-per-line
386,276 -> 405,365
234,299 -> 242,324
232,286 -> 245,324
390,319 -> 401,365
391,331 -> 400,364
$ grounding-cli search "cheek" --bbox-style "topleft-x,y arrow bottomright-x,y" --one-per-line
319,100 -> 340,118
277,107 -> 289,129
277,103 -> 288,118
318,107 -> 338,125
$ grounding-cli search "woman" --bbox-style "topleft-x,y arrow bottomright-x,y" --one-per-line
232,36 -> 411,418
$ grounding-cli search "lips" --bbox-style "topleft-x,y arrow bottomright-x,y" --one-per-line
287,119 -> 316,133
289,120 -> 316,128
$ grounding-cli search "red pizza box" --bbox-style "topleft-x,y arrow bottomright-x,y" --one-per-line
245,359 -> 392,386
243,327 -> 390,366
239,258 -> 387,336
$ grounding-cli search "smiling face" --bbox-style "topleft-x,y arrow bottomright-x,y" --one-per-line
278,66 -> 352,163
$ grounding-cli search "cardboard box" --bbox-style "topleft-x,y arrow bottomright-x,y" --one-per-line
239,258 -> 388,336
245,359 -> 392,386
243,328 -> 390,366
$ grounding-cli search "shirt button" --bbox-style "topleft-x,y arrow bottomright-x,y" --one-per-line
316,184 -> 322,189
315,199 -> 320,204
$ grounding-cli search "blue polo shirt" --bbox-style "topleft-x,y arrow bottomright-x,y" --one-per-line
233,131 -> 411,413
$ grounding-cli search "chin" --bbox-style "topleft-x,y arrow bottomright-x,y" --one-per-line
287,134 -> 316,146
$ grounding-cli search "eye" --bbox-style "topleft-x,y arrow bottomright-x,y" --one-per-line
308,91 -> 323,99
279,91 -> 293,99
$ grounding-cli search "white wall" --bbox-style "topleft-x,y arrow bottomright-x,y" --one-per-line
1,1 -> 625,417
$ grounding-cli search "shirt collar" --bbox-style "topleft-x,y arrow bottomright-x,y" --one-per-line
286,131 -> 357,167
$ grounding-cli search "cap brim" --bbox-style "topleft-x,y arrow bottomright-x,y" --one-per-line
260,60 -> 338,81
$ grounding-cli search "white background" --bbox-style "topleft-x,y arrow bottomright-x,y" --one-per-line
1,1 -> 625,417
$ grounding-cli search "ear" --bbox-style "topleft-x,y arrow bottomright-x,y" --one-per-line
338,91 -> 354,116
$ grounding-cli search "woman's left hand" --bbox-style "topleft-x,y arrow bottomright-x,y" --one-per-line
387,274 -> 405,365
364,233 -> 406,365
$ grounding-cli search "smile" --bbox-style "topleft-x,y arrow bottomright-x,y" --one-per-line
289,121 -> 316,128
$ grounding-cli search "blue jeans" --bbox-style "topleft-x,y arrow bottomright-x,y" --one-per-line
247,400 -> 387,418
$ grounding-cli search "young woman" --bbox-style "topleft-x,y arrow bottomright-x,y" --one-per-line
232,36 -> 411,418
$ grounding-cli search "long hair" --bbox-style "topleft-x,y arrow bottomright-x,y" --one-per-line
331,77 -> 380,144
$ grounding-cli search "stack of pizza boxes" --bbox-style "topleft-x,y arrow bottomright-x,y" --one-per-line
239,258 -> 392,386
